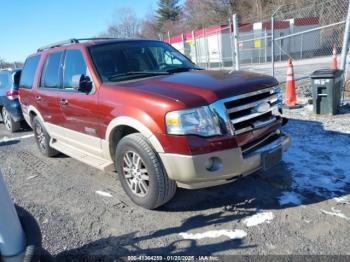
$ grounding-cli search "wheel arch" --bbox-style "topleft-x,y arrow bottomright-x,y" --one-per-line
106,116 -> 164,160
27,106 -> 44,126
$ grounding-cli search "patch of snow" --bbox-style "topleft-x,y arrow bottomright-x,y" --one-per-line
27,175 -> 38,180
304,104 -> 313,111
179,229 -> 247,240
243,211 -> 274,227
321,208 -> 349,220
95,190 -> 113,197
0,134 -> 34,143
279,191 -> 303,205
334,196 -> 349,204
282,119 -> 350,199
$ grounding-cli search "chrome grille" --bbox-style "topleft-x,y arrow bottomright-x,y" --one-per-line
224,87 -> 281,135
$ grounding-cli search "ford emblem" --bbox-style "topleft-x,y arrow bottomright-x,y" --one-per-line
255,102 -> 270,113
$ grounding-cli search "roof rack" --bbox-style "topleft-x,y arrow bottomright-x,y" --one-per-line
37,38 -> 118,52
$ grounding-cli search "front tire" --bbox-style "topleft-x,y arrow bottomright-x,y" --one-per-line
32,116 -> 58,157
115,133 -> 176,209
2,107 -> 20,132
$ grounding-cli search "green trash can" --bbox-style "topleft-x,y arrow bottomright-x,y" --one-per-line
310,69 -> 343,115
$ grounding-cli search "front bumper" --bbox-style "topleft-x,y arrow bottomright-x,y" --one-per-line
159,132 -> 291,189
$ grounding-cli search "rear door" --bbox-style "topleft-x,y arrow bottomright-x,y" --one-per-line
58,49 -> 102,156
35,51 -> 65,138
19,55 -> 41,123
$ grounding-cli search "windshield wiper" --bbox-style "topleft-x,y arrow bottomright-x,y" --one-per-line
108,71 -> 170,81
166,67 -> 202,74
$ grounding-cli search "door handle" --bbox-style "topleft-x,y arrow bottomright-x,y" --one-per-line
35,96 -> 41,101
59,98 -> 68,106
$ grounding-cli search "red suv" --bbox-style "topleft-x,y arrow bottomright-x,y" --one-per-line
19,38 -> 290,209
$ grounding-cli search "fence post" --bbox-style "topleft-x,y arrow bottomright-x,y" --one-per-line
191,30 -> 197,64
229,18 -> 235,69
264,28 -> 268,63
204,28 -> 210,68
271,6 -> 282,77
300,34 -> 304,59
271,15 -> 275,77
232,14 -> 240,70
341,1 -> 350,71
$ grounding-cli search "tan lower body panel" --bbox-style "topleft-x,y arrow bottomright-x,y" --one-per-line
160,134 -> 291,189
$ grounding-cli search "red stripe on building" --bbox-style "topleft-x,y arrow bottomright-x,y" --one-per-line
294,17 -> 319,26
262,21 -> 290,30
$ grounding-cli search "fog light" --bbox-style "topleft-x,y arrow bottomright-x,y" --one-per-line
205,157 -> 223,172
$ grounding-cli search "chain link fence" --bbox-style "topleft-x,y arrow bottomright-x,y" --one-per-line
165,0 -> 350,87
271,0 -> 349,81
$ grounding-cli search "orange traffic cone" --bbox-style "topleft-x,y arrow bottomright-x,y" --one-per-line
332,44 -> 338,69
285,58 -> 298,108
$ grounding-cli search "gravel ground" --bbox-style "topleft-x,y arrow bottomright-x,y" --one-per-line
1,102 -> 350,260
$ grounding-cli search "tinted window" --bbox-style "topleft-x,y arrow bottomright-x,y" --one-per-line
19,55 -> 40,89
63,50 -> 89,90
41,52 -> 63,88
89,41 -> 198,82
0,73 -> 9,89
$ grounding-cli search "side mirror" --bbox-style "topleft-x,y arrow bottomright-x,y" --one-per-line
72,74 -> 92,93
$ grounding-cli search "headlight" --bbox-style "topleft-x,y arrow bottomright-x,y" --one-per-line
165,106 -> 222,137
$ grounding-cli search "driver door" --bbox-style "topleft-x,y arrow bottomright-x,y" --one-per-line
58,49 -> 102,157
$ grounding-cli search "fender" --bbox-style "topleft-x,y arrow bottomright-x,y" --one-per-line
26,106 -> 44,127
105,116 -> 164,154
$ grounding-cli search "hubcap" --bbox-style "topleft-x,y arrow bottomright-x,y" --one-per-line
35,124 -> 46,151
122,151 -> 150,197
2,108 -> 12,130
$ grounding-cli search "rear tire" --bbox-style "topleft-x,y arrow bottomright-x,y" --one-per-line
115,133 -> 176,209
32,116 -> 59,157
2,107 -> 20,132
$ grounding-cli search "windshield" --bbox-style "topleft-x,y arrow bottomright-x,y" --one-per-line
89,41 -> 200,82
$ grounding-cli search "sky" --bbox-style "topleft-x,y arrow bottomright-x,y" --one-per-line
0,0 -> 162,62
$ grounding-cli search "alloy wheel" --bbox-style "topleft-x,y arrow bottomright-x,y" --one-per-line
35,124 -> 46,152
2,108 -> 12,131
122,150 -> 150,197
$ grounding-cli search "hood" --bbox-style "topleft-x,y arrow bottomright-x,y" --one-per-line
115,70 -> 279,107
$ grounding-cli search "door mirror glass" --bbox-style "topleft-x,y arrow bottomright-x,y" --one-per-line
72,74 -> 92,93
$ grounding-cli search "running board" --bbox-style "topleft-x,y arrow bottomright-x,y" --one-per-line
50,140 -> 115,172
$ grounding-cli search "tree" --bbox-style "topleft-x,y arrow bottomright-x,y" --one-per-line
0,57 -> 23,69
102,8 -> 141,38
140,13 -> 160,39
157,0 -> 181,22
156,0 -> 182,34
183,0 -> 234,30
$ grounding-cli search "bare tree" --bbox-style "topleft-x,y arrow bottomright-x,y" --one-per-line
103,8 -> 141,38
139,10 -> 161,39
0,57 -> 23,69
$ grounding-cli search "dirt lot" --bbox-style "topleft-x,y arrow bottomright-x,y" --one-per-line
1,104 -> 350,260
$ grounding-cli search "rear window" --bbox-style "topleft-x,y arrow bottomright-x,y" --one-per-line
20,55 -> 41,89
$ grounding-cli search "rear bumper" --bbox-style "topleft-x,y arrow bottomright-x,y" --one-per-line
159,132 -> 291,189
1,99 -> 23,122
